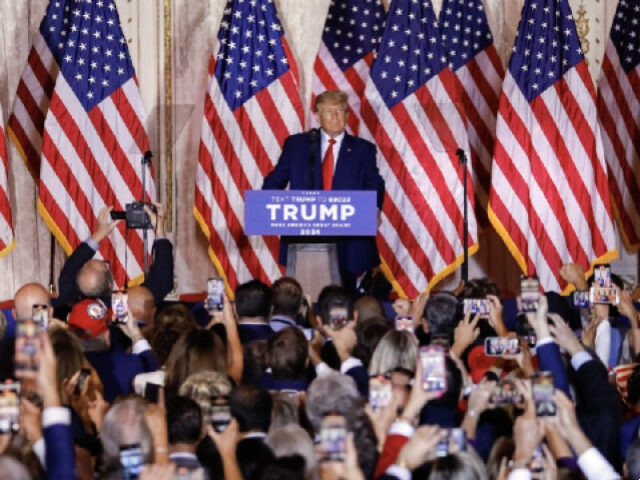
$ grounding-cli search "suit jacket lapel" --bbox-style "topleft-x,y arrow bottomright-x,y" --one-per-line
333,133 -> 352,189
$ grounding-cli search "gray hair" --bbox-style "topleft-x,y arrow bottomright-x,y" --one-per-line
305,372 -> 361,431
0,456 -> 30,480
266,424 -> 319,480
99,398 -> 153,472
368,330 -> 418,376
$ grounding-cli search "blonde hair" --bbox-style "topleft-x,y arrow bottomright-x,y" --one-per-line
314,90 -> 349,111
178,370 -> 233,425
368,330 -> 418,376
266,424 -> 319,480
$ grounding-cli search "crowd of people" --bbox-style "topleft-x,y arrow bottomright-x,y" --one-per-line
0,204 -> 638,480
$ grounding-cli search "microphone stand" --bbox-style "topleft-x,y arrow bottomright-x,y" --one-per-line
456,148 -> 469,286
141,151 -> 153,280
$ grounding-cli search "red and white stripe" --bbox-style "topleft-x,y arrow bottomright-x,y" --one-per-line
311,42 -> 375,136
194,41 -> 304,292
0,103 -> 15,257
361,68 -> 477,298
598,41 -> 640,251
39,73 -> 155,288
452,45 -> 504,229
489,63 -> 616,292
8,35 -> 58,179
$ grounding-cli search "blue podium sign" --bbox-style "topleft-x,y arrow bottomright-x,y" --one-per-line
244,190 -> 377,236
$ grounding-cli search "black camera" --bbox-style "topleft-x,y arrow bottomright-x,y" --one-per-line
110,202 -> 156,229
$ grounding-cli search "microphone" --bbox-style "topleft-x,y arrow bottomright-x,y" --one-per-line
309,128 -> 320,143
143,150 -> 153,163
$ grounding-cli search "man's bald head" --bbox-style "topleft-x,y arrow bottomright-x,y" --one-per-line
77,260 -> 113,299
14,283 -> 51,321
127,286 -> 156,326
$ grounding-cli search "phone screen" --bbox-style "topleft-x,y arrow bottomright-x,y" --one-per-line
369,376 -> 392,412
0,382 -> 20,434
120,444 -> 143,480
532,371 -> 556,417
32,304 -> 49,331
490,380 -> 525,405
210,396 -> 231,432
74,368 -> 92,395
112,292 -> 129,324
320,414 -> 347,462
520,276 -> 540,313
15,318 -> 41,377
463,298 -> 490,315
420,345 -> 446,393
206,278 -> 224,312
328,306 -> 349,330
572,290 -> 589,308
394,315 -> 414,332
484,336 -> 521,357
143,383 -> 161,404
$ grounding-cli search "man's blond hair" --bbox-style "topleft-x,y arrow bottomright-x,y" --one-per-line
314,90 -> 349,112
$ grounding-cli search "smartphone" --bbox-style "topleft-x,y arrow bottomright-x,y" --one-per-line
369,376 -> 392,412
450,428 -> 467,452
32,304 -> 49,331
593,264 -> 612,288
520,276 -> 540,313
0,381 -> 20,434
302,328 -> 314,342
112,291 -> 128,325
484,336 -> 521,357
395,315 -> 414,333
143,383 -> 161,404
572,290 -> 590,308
14,318 -> 41,377
210,396 -> 231,433
529,444 -> 545,473
420,345 -> 447,394
532,371 -> 556,417
120,443 -> 144,480
435,428 -> 466,457
74,368 -> 92,395
463,298 -> 490,315
206,278 -> 224,313
320,414 -> 347,462
436,428 -> 450,457
490,379 -> 525,405
589,286 -> 619,305
328,306 -> 349,331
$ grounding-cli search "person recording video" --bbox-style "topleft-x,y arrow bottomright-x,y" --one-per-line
55,203 -> 174,310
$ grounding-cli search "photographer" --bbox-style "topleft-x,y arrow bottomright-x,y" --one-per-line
56,203 -> 174,308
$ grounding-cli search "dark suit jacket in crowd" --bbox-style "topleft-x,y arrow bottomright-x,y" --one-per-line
44,419 -> 76,480
56,238 -> 174,307
85,348 -> 157,403
262,131 -> 385,274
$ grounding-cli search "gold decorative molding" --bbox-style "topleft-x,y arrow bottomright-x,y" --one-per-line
164,0 -> 173,232
575,2 -> 590,65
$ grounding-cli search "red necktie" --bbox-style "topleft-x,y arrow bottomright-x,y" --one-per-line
322,138 -> 336,190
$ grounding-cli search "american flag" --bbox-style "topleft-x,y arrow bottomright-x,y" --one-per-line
488,0 -> 617,292
0,104 -> 15,257
361,0 -> 478,298
597,0 -> 640,252
311,0 -> 385,135
194,0 -> 304,292
439,0 -> 504,229
9,0 -> 155,288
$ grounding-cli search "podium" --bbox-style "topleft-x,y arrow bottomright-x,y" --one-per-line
286,242 -> 340,301
245,190 -> 378,300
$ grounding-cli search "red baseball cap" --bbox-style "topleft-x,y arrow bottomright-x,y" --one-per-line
67,299 -> 108,339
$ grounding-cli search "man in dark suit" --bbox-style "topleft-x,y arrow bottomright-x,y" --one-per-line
262,90 -> 385,292
67,299 -> 158,402
56,202 -> 174,308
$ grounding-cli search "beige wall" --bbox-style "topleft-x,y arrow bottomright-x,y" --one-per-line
0,0 -> 632,300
